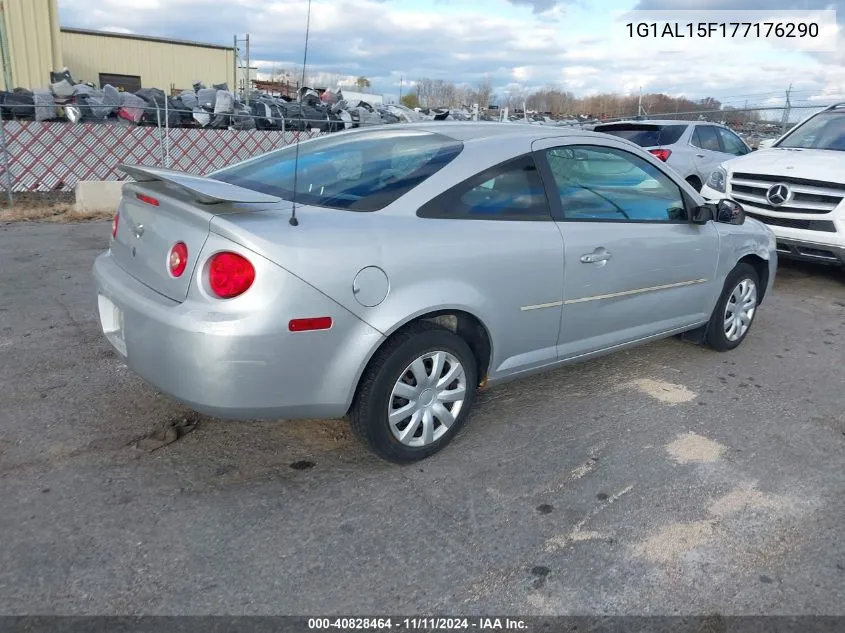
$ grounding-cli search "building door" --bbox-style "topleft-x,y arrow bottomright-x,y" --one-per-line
98,73 -> 141,92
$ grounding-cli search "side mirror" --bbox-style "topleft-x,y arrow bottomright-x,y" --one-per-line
690,204 -> 714,224
716,199 -> 745,225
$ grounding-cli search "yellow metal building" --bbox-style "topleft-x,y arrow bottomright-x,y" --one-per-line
0,0 -> 63,91
61,29 -> 235,92
1,0 -> 235,92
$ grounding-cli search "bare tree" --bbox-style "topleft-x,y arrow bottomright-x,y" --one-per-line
503,84 -> 527,111
413,77 -> 466,108
400,92 -> 420,108
472,76 -> 494,109
407,79 -> 741,120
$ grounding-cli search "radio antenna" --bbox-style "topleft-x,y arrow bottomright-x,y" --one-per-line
289,0 -> 313,227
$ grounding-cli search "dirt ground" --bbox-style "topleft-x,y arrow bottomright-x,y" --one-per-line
0,221 -> 843,619
0,195 -> 112,224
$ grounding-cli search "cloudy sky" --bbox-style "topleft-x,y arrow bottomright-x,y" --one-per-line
57,0 -> 844,111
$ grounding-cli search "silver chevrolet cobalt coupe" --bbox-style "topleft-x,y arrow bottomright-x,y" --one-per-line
94,123 -> 777,462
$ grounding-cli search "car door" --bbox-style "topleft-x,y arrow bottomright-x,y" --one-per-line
416,154 -> 565,378
532,137 -> 720,360
690,124 -> 729,181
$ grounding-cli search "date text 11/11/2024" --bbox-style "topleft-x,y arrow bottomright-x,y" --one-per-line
626,21 -> 819,38
307,618 -> 528,630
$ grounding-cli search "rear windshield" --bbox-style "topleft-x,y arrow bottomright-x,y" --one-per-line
210,129 -> 463,211
593,124 -> 687,147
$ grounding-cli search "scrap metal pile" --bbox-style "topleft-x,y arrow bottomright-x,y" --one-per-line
0,68 -> 478,132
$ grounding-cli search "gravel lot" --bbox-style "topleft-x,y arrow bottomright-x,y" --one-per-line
0,221 -> 843,616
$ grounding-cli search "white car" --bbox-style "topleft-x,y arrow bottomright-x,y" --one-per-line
701,103 -> 845,267
593,120 -> 752,191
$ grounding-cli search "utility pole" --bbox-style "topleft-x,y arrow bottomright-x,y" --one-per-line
233,34 -> 252,103
781,83 -> 792,134
638,86 -> 643,118
232,35 -> 238,96
245,33 -> 250,105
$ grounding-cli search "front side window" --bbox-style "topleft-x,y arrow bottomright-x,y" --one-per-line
417,155 -> 551,220
543,145 -> 687,223
211,129 -> 463,212
692,126 -> 722,152
717,127 -> 749,155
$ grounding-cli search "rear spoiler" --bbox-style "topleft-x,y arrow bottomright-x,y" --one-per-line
118,164 -> 281,204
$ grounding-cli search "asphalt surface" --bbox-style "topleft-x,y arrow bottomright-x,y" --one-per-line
0,220 -> 843,616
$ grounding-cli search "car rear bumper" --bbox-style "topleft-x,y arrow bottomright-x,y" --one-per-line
93,250 -> 385,420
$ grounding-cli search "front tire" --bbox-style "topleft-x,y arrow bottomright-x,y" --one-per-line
705,263 -> 760,351
349,321 -> 478,463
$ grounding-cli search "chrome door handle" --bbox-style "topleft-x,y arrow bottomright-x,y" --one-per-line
580,250 -> 612,264
695,154 -> 705,158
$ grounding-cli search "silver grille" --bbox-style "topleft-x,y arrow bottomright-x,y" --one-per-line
729,172 -> 845,215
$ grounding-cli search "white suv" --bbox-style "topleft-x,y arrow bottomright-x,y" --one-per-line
593,120 -> 752,191
701,103 -> 845,267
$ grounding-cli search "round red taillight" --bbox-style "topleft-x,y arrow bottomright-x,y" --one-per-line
168,242 -> 188,277
111,212 -> 119,239
208,252 -> 255,298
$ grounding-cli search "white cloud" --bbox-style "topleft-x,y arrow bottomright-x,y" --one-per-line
55,0 -> 844,110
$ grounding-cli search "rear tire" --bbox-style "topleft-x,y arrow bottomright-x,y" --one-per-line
349,321 -> 478,463
705,263 -> 760,351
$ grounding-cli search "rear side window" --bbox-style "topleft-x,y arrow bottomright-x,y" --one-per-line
417,155 -> 551,221
593,124 -> 687,147
210,129 -> 463,212
692,126 -> 722,152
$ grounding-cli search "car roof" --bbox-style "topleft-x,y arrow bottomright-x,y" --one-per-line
387,121 -> 614,142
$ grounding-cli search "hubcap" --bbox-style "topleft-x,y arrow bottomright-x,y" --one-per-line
723,278 -> 757,342
388,351 -> 467,447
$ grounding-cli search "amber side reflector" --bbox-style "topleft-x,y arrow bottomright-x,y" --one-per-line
289,317 -> 333,332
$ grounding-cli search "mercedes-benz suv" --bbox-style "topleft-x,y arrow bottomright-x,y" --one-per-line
700,103 -> 845,267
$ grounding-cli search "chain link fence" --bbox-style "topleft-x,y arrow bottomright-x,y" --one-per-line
1,101 -> 838,205
0,105 -> 339,204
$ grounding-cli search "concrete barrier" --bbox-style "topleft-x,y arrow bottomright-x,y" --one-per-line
74,181 -> 125,213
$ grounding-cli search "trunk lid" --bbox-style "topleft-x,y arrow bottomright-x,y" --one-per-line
110,165 -> 281,302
